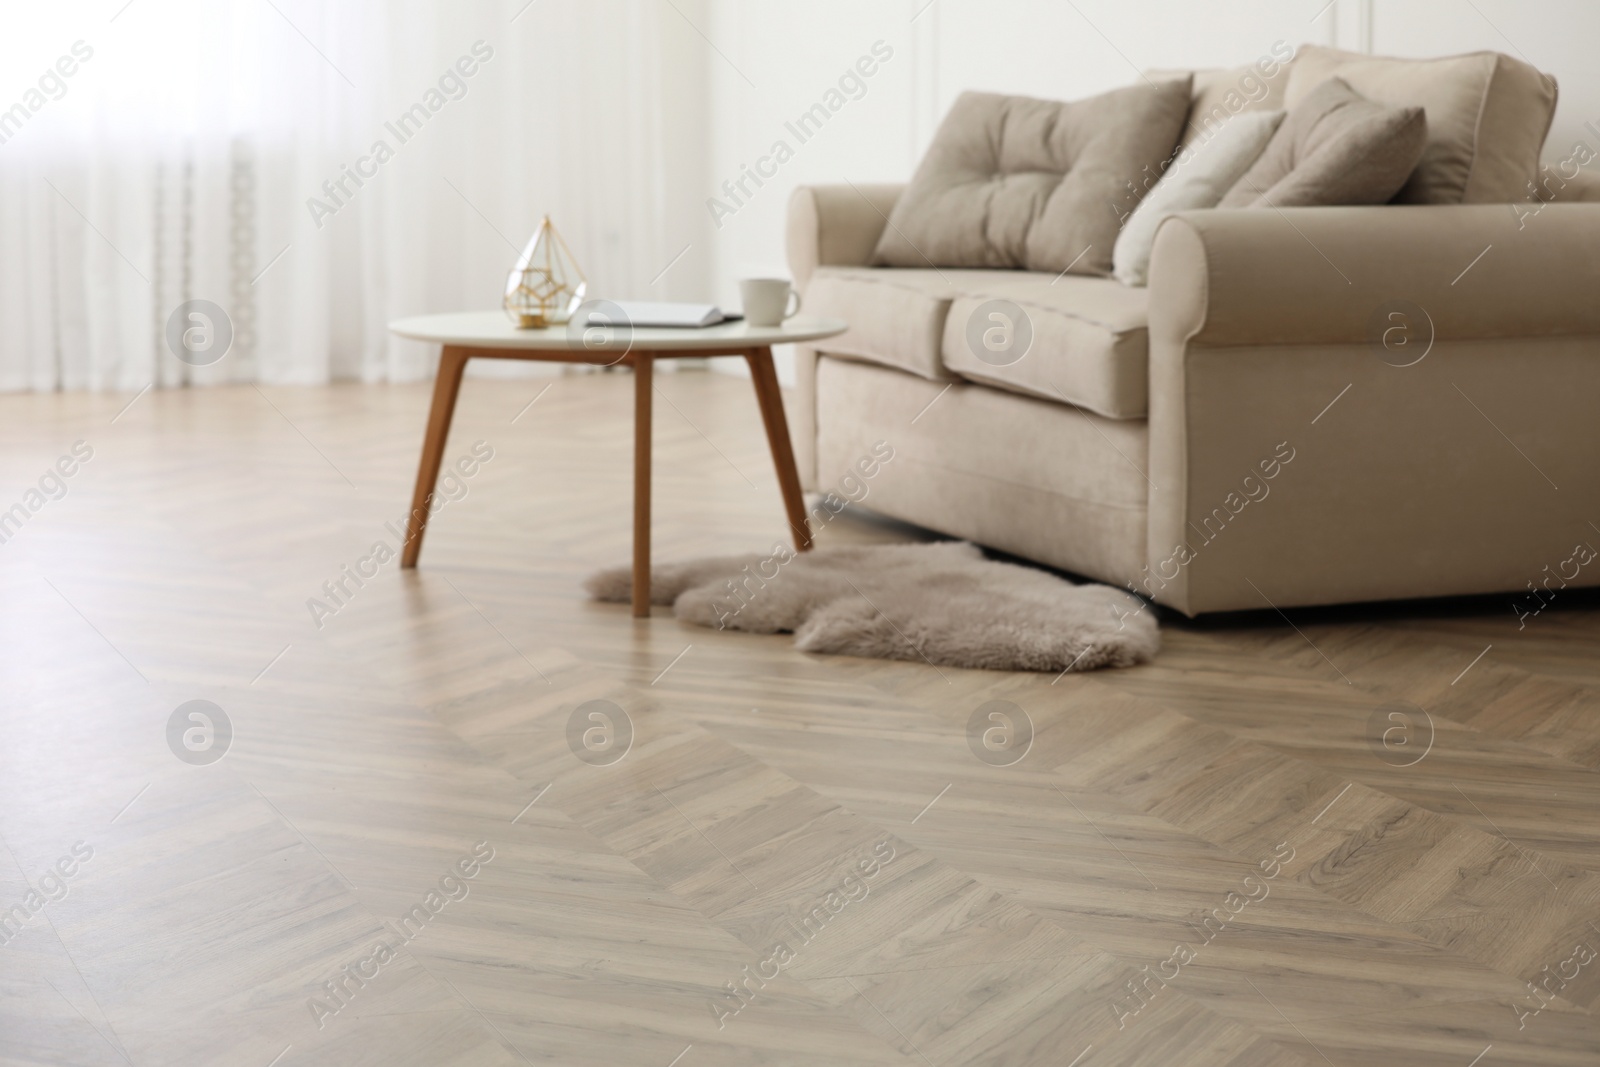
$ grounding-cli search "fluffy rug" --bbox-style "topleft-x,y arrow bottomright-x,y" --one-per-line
586,541 -> 1159,672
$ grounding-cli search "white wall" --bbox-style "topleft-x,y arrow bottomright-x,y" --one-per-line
688,0 -> 1600,382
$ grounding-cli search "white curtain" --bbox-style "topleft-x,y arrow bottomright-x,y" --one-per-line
0,0 -> 693,391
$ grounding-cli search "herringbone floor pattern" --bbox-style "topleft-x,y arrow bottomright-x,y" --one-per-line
1,370 -> 1595,1066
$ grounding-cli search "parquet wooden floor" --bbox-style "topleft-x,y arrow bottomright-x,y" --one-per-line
1,370 -> 1595,1066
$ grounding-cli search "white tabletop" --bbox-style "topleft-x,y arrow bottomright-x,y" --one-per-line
388,311 -> 847,352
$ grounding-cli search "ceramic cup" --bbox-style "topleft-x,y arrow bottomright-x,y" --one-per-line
739,278 -> 802,327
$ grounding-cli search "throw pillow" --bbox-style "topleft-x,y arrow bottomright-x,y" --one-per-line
1286,45 -> 1557,204
1112,109 -> 1285,286
872,78 -> 1192,276
1219,77 -> 1426,209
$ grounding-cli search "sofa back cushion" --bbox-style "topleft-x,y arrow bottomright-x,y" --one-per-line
1220,77 -> 1427,209
872,79 -> 1192,276
1150,47 -> 1296,152
1285,45 -> 1556,203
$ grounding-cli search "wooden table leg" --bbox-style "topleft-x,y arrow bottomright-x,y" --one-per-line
401,345 -> 470,568
744,346 -> 814,552
632,352 -> 654,616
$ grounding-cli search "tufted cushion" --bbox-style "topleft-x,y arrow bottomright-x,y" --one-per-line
871,79 -> 1193,276
1285,45 -> 1556,204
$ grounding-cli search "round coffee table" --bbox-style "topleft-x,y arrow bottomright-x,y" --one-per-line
387,311 -> 848,616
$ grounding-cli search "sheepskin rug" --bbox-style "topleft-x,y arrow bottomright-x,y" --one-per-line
586,541 -> 1159,672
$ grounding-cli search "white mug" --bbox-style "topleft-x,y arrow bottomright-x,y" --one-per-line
740,278 -> 802,327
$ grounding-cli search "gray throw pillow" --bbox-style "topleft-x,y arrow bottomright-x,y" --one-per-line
1285,46 -> 1556,204
1219,77 -> 1427,209
872,78 -> 1193,276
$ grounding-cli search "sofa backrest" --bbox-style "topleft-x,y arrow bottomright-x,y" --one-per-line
1285,45 -> 1557,204
1550,170 -> 1600,202
1148,55 -> 1293,153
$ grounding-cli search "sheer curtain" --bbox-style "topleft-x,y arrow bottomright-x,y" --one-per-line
0,0 -> 700,392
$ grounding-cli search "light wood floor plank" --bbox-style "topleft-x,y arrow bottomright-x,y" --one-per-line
3,374 -> 1596,1065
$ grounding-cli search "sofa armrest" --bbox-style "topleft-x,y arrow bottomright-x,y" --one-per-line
1148,204 -> 1600,347
1143,204 -> 1600,615
785,184 -> 903,492
786,184 -> 904,291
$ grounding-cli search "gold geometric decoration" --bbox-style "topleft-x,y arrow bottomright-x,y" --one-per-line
502,215 -> 586,329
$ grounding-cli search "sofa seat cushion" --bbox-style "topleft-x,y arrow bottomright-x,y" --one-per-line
938,274 -> 1150,419
1286,45 -> 1557,204
804,267 -> 1025,381
808,267 -> 1151,418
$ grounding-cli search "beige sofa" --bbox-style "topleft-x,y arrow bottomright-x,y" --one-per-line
787,51 -> 1600,615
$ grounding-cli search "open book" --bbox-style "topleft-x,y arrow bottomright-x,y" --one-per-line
577,301 -> 741,329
